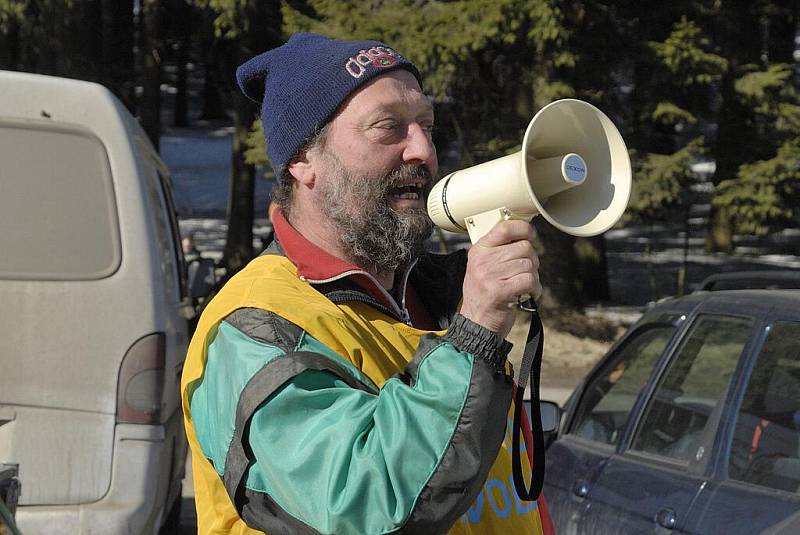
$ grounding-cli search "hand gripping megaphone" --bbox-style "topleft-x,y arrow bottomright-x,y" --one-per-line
427,99 -> 631,504
427,99 -> 632,244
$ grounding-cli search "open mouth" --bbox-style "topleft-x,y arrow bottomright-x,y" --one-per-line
388,181 -> 426,200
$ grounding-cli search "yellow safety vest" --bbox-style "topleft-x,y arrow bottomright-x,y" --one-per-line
182,254 -> 545,534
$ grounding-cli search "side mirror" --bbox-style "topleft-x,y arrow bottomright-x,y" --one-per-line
187,258 -> 216,301
523,399 -> 563,450
539,400 -> 562,433
522,399 -> 563,433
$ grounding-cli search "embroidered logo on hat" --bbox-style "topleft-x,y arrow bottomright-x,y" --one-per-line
345,46 -> 400,79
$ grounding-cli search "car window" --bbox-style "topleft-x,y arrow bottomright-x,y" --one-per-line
631,315 -> 753,463
156,165 -> 188,299
143,160 -> 185,301
569,325 -> 676,445
728,321 -> 800,493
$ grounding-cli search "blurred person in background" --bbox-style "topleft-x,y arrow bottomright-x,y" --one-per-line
182,233 -> 202,264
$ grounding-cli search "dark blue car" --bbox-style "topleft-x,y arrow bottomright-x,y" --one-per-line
544,288 -> 800,534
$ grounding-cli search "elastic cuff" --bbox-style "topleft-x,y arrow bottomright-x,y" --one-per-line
443,314 -> 512,373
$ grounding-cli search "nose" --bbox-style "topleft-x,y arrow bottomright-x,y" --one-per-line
403,123 -> 437,175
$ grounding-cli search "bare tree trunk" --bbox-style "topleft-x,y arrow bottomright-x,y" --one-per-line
576,235 -> 610,302
141,0 -> 162,148
101,0 -> 135,110
199,33 -> 227,121
706,51 -> 747,253
216,0 -> 282,279
174,42 -> 189,127
220,91 -> 256,279
172,0 -> 190,127
78,1 -> 103,81
535,219 -> 582,310
0,19 -> 21,69
647,225 -> 658,302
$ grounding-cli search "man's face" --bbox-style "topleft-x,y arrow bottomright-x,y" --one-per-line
316,151 -> 434,273
310,70 -> 439,272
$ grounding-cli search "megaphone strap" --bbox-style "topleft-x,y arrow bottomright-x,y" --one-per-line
511,307 -> 545,501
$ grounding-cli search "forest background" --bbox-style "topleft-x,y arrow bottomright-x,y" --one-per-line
2,0 -> 800,374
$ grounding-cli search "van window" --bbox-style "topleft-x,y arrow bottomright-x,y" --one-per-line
0,123 -> 120,280
141,160 -> 186,300
156,166 -> 188,299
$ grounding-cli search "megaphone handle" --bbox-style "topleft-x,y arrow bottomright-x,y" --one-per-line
512,304 -> 546,501
466,207 -> 515,244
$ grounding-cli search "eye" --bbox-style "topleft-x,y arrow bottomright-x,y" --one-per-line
374,119 -> 401,131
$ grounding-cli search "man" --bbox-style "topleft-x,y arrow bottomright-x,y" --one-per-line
182,32 -> 553,534
182,233 -> 202,265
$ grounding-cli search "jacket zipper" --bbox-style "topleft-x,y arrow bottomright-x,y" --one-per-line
306,263 -> 417,325
326,291 -> 409,323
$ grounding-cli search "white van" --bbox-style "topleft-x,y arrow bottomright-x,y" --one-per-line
0,71 -> 192,534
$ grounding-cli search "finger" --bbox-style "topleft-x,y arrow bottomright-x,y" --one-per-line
493,271 -> 540,303
479,255 -> 535,281
471,240 -> 539,272
475,220 -> 535,248
496,257 -> 538,280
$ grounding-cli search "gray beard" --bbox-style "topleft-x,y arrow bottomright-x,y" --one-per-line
318,155 -> 434,274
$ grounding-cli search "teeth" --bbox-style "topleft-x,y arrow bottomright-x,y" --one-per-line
398,192 -> 419,199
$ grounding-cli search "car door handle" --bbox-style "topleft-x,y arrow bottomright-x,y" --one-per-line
655,507 -> 677,529
572,479 -> 590,498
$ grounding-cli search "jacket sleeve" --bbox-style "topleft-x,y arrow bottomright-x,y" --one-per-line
189,309 -> 514,535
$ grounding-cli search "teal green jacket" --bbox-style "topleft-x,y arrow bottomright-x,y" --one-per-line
185,241 -> 546,534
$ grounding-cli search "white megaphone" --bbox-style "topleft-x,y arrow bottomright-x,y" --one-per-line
427,99 -> 631,244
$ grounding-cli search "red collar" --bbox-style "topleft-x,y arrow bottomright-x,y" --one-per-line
272,209 -> 359,282
271,210 -> 437,330
272,209 -> 402,309
272,210 -> 438,330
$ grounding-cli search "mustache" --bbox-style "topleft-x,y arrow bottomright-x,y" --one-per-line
385,164 -> 434,191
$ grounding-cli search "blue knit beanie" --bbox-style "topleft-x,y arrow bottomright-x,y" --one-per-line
236,32 -> 422,177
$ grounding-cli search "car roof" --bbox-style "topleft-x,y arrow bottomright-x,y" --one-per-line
697,270 -> 800,291
0,70 -> 150,152
642,289 -> 800,323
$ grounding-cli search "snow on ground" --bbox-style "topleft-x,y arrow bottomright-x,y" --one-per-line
177,217 -> 274,263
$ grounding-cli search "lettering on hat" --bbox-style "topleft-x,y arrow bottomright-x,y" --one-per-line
345,46 -> 400,79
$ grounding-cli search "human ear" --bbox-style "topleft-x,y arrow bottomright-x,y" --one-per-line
287,151 -> 316,187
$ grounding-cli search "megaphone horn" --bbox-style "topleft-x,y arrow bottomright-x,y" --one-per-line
427,99 -> 632,244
